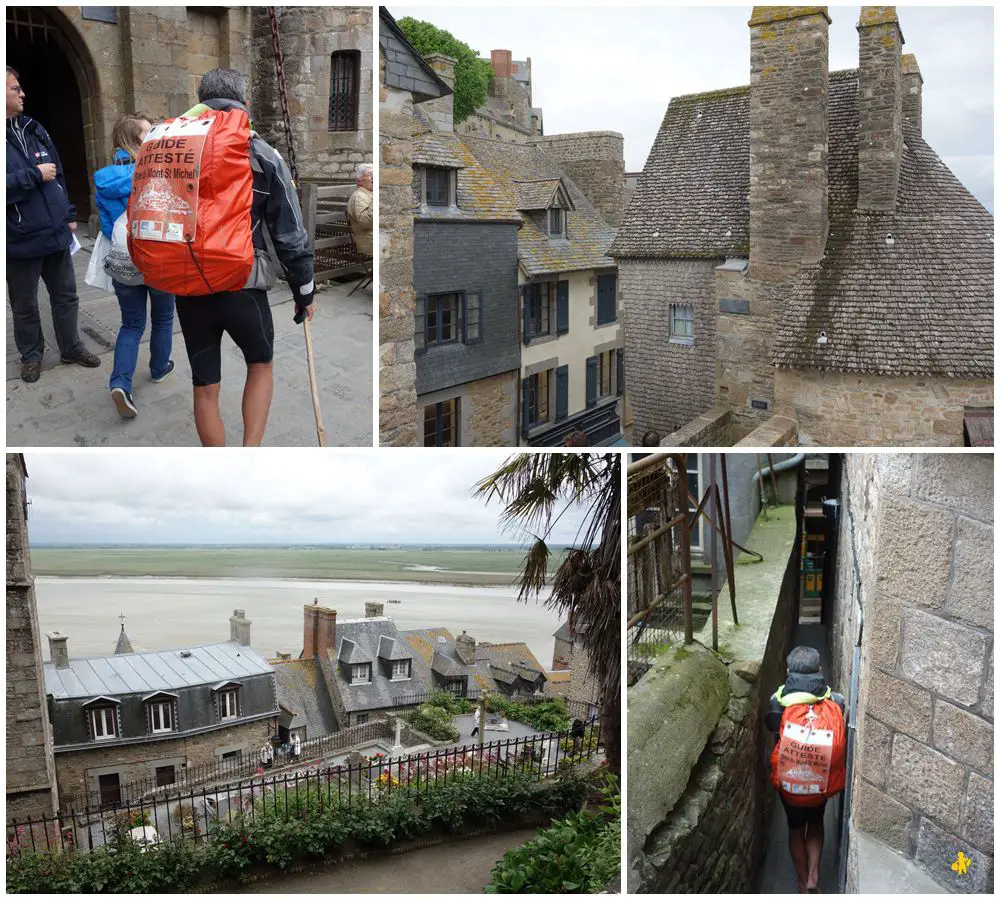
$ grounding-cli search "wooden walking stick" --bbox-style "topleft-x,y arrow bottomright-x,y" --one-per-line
302,317 -> 327,447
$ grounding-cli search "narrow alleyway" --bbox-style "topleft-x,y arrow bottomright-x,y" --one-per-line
235,826 -> 541,893
6,236 -> 373,447
757,622 -> 842,894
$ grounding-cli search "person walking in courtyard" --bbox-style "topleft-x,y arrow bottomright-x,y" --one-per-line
130,67 -> 315,446
470,704 -> 481,738
766,646 -> 847,893
6,66 -> 100,383
93,114 -> 176,419
346,163 -> 373,258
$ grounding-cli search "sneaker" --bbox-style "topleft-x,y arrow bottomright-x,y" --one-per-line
150,360 -> 175,384
111,387 -> 138,419
61,349 -> 101,368
21,361 -> 41,383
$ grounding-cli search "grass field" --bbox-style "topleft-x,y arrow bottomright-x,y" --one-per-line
30,547 -> 560,586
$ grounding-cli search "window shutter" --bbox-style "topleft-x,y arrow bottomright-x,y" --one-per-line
556,281 -> 569,334
464,291 -> 482,343
521,287 -> 532,345
414,296 -> 426,353
555,365 -> 569,420
521,377 -> 531,436
597,274 -> 617,325
616,349 -> 625,396
585,356 -> 598,408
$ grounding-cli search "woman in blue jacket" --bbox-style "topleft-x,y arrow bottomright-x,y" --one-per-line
94,115 -> 176,420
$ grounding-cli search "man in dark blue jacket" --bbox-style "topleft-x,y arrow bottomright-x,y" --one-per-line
6,66 -> 100,382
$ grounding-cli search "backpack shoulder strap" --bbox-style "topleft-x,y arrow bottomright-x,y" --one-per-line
247,138 -> 284,275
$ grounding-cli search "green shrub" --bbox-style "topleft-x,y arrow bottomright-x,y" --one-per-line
426,691 -> 474,715
405,703 -> 460,741
485,776 -> 620,894
488,696 -> 571,733
8,772 -> 592,893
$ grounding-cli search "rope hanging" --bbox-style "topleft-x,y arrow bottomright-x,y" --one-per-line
267,6 -> 299,184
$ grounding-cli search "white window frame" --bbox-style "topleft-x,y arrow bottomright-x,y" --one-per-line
351,663 -> 371,685
219,689 -> 239,721
91,706 -> 118,741
687,453 -> 705,555
148,700 -> 173,734
390,659 -> 411,681
669,304 -> 695,345
597,349 -> 617,399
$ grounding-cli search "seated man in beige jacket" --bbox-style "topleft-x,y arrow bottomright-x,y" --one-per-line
346,163 -> 373,258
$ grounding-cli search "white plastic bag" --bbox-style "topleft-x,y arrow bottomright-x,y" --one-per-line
84,231 -> 113,291
104,211 -> 144,286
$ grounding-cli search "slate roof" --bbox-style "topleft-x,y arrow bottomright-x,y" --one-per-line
332,618 -> 430,713
400,627 -> 496,693
513,179 -> 569,211
271,658 -> 338,738
479,642 -> 547,690
45,641 -> 274,700
114,626 -> 134,655
614,69 -> 993,379
463,137 -> 618,277
411,128 -> 521,223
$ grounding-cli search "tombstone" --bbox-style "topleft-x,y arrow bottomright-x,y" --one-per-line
391,718 -> 404,754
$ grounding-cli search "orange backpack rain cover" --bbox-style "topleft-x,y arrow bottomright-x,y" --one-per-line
127,108 -> 254,296
770,698 -> 846,807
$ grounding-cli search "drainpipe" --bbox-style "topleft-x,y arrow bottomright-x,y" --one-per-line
754,453 -> 805,509
838,500 -> 865,894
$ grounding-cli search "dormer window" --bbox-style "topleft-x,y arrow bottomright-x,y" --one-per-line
351,663 -> 372,685
212,682 -> 242,721
391,659 -> 412,681
425,167 -> 451,207
143,693 -> 178,735
90,706 -> 118,741
548,207 -> 564,236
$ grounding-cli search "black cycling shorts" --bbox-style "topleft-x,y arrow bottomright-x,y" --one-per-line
175,290 -> 274,386
780,795 -> 826,830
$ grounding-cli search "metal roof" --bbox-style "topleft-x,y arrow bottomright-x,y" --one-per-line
44,641 -> 274,701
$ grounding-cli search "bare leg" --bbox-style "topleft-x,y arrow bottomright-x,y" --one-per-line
242,362 -> 274,447
788,825 -> 809,892
805,816 -> 824,891
192,384 -> 225,447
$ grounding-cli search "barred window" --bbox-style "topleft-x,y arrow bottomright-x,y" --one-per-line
329,51 -> 360,132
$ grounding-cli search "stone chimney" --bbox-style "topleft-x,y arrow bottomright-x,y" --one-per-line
491,48 -> 513,98
530,132 -> 626,227
47,633 -> 69,669
302,602 -> 337,660
422,53 -> 456,133
748,6 -> 831,282
229,609 -> 251,647
455,630 -> 476,665
365,601 -> 385,618
901,53 -> 922,135
857,7 -> 904,212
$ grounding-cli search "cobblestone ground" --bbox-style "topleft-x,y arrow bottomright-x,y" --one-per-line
235,827 -> 542,894
6,238 -> 373,447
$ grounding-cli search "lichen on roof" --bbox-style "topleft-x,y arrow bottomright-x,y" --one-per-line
748,7 -> 830,27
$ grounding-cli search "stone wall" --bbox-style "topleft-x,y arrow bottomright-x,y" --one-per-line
378,50 -> 419,446
832,454 -> 994,893
530,131 -> 625,227
416,371 -> 518,447
55,718 -> 274,807
620,258 -> 719,436
732,415 -> 798,448
6,454 -> 59,819
566,644 -> 600,709
774,369 -> 994,447
628,504 -> 800,893
660,407 -> 732,447
250,6 -> 373,182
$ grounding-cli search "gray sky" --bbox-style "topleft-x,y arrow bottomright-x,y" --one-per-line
22,451 -> 588,546
398,5 -> 994,210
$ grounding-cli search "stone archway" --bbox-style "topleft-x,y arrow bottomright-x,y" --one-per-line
7,6 -> 104,224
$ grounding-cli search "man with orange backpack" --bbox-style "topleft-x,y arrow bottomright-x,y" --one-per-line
766,646 -> 847,893
127,68 -> 315,446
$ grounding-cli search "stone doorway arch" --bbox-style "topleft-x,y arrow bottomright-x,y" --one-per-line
7,6 -> 104,226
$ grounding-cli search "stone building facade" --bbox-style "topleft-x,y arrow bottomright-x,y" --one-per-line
6,454 -> 59,820
614,6 -> 992,446
830,454 -> 994,892
6,6 -> 371,231
456,49 -> 543,143
378,8 -> 452,446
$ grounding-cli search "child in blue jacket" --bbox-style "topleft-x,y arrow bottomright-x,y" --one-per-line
93,115 -> 176,420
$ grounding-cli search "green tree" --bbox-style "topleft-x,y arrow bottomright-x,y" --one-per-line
397,17 -> 493,123
474,454 -> 621,777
